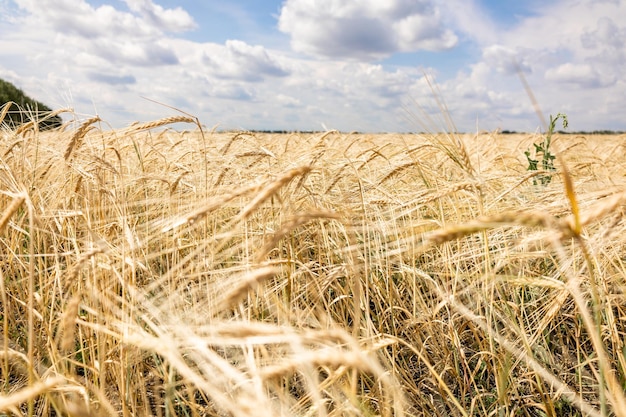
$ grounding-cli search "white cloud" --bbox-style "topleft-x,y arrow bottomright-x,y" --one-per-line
438,0 -> 499,45
482,45 -> 532,75
275,94 -> 301,108
210,83 -> 255,101
13,0 -> 164,39
277,0 -> 457,61
5,0 -> 190,68
545,63 -> 615,88
88,72 -> 136,86
38,0 -> 196,36
123,0 -> 196,33
581,16 -> 624,50
202,40 -> 290,82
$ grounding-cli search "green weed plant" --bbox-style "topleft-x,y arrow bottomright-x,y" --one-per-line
525,112 -> 568,185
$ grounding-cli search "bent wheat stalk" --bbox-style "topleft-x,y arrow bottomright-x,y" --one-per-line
0,193 -> 26,232
64,116 -> 101,161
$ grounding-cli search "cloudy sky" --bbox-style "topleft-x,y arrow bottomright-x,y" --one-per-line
0,0 -> 624,132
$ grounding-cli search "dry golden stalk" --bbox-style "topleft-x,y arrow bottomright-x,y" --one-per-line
259,349 -> 369,380
0,376 -> 65,411
437,289 -> 603,417
429,132 -> 475,177
14,120 -> 35,135
161,181 -> 262,232
73,175 -> 83,194
492,170 -> 557,204
0,193 -> 25,232
66,245 -> 107,283
39,108 -> 72,129
0,101 -> 14,126
565,191 -> 626,230
379,161 -> 422,184
213,166 -> 231,187
558,155 -> 581,236
3,138 -> 25,157
237,166 -> 312,221
254,210 -> 341,263
127,116 -> 197,132
64,116 -> 101,161
170,171 -> 190,194
220,131 -> 255,155
427,209 -> 565,246
421,181 -> 480,205
236,151 -> 274,159
59,295 -> 81,354
212,266 -> 279,314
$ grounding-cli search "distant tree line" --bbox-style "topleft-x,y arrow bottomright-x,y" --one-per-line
244,129 -> 367,134
501,129 -> 624,135
247,129 -> 625,135
0,78 -> 62,130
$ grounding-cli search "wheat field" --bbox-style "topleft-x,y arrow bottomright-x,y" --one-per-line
1,114 -> 626,416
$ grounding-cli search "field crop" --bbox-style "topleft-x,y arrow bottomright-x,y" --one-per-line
1,115 -> 626,416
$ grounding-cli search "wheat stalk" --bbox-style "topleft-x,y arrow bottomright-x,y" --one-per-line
566,191 -> 626,230
0,377 -> 65,412
237,166 -> 312,221
64,116 -> 101,161
212,266 -> 279,314
0,193 -> 26,232
220,131 -> 255,155
126,116 -> 198,132
0,101 -> 15,126
254,210 -> 341,263
14,120 -> 35,135
426,209 -> 566,246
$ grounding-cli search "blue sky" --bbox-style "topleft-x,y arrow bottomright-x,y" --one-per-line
0,0 -> 624,132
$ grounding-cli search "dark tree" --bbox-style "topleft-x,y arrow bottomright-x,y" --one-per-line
0,78 -> 62,130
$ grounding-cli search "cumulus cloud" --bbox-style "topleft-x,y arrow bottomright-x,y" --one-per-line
209,83 -> 255,101
580,16 -> 626,73
273,94 -> 301,109
88,73 -> 137,85
8,0 -> 188,68
581,16 -> 624,50
482,45 -> 532,75
278,0 -> 457,61
545,63 -> 615,88
203,40 -> 289,82
347,64 -> 418,100
13,0 -> 192,39
123,0 -> 197,33
95,39 -> 179,66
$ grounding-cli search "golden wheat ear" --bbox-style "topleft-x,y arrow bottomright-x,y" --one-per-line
64,116 -> 101,161
0,193 -> 26,232
0,101 -> 15,126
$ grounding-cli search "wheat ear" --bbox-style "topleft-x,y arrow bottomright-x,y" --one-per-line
0,101 -> 15,126
126,116 -> 198,132
212,266 -> 279,314
237,166 -> 312,221
64,116 -> 101,161
59,295 -> 81,354
0,193 -> 26,232
571,191 -> 626,229
427,210 -> 564,246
